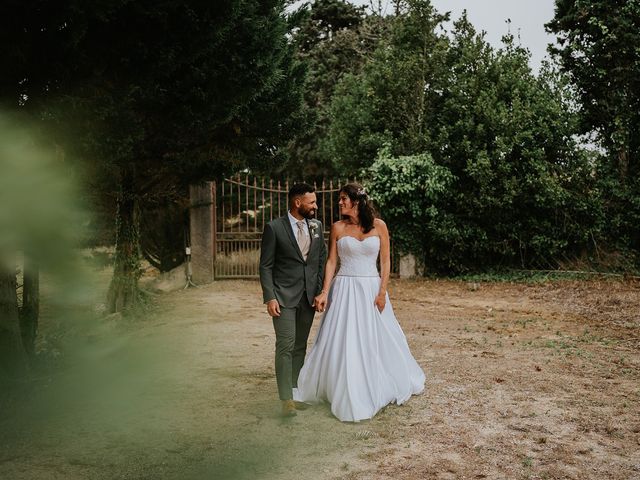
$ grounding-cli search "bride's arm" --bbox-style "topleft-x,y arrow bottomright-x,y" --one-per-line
315,222 -> 340,311
321,223 -> 340,292
375,219 -> 390,312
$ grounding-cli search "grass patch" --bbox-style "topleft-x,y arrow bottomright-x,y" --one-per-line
516,317 -> 538,328
453,269 -> 631,283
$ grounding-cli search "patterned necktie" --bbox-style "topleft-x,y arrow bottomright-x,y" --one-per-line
296,220 -> 310,261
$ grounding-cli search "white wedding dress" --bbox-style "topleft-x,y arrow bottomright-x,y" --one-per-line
293,235 -> 425,422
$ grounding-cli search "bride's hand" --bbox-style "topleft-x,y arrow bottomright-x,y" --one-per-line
374,293 -> 386,313
313,291 -> 328,312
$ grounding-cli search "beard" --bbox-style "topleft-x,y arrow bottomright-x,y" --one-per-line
300,206 -> 316,219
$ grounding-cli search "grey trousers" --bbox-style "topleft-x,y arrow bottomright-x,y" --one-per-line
272,295 -> 315,400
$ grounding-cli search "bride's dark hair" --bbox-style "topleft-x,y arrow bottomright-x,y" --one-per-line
340,183 -> 377,233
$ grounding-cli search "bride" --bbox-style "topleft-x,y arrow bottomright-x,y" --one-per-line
293,183 -> 425,422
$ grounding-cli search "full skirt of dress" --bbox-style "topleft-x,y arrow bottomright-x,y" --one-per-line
293,275 -> 425,422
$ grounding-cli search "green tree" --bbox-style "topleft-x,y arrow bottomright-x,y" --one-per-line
366,147 -> 454,268
547,0 -> 640,181
331,3 -> 601,271
323,0 -> 449,173
427,20 -> 601,271
285,0 -> 388,176
1,0 -> 304,312
547,0 -> 640,254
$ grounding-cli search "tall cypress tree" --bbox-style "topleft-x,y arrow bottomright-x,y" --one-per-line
1,0 -> 305,313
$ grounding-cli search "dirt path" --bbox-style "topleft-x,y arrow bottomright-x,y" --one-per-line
1,277 -> 639,479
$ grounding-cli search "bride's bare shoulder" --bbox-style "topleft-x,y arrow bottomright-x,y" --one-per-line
331,220 -> 347,229
330,220 -> 347,235
373,218 -> 388,230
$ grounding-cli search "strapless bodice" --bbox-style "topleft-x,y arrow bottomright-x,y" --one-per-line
336,236 -> 380,277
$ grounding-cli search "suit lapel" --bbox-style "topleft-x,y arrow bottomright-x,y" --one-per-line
307,220 -> 316,250
281,216 -> 305,262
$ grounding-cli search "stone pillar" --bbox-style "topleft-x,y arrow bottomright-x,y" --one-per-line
398,253 -> 417,279
399,253 -> 425,278
189,182 -> 215,284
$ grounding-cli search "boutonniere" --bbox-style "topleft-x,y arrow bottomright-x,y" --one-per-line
309,221 -> 320,238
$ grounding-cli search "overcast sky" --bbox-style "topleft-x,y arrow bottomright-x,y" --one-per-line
426,0 -> 557,71
294,0 -> 558,72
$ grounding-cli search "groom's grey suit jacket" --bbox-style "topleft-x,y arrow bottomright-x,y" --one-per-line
259,216 -> 327,308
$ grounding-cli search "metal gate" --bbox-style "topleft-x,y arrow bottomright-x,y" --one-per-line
213,175 -> 350,279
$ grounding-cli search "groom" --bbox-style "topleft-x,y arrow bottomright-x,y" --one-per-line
259,183 -> 327,417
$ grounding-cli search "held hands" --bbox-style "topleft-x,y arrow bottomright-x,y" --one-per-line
313,291 -> 328,313
266,299 -> 280,317
374,292 -> 386,313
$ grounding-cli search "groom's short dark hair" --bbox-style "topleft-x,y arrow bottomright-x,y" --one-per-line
288,183 -> 315,204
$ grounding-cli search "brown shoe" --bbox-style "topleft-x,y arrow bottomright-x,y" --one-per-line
293,401 -> 309,410
282,400 -> 297,417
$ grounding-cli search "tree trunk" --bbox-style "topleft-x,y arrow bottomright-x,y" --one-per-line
0,266 -> 28,378
107,168 -> 143,314
19,257 -> 39,357
618,146 -> 629,184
